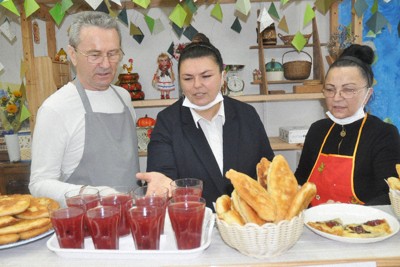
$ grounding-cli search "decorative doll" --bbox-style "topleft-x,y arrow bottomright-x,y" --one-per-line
152,53 -> 175,99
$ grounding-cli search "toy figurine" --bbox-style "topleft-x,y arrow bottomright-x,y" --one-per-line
123,58 -> 133,73
152,53 -> 175,99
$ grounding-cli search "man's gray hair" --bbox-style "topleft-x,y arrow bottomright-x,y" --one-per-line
69,11 -> 121,48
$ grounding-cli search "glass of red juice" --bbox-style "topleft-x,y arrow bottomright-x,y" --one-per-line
131,186 -> 169,234
86,206 -> 120,250
100,186 -> 133,237
170,178 -> 203,198
126,205 -> 162,250
49,206 -> 85,249
168,196 -> 206,250
65,187 -> 100,237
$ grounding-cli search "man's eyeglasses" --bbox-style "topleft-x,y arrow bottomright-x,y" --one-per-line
322,85 -> 369,99
73,47 -> 124,64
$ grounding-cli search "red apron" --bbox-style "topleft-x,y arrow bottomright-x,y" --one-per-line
307,115 -> 368,206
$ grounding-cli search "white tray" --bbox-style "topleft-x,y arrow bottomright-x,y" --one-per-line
47,207 -> 215,259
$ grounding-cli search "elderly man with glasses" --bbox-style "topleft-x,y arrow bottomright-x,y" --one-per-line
295,44 -> 400,207
29,11 -> 140,206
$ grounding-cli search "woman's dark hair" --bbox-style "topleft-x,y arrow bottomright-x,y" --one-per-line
178,42 -> 224,73
329,44 -> 374,87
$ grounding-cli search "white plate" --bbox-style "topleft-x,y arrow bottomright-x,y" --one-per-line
304,204 -> 400,243
47,207 -> 215,259
0,229 -> 54,250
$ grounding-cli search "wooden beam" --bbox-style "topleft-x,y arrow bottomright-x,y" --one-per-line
351,0 -> 363,44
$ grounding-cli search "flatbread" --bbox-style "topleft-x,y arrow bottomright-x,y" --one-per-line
387,177 -> 400,191
256,157 -> 270,190
16,197 -> 60,219
215,195 -> 231,219
285,182 -> 317,220
0,215 -> 19,228
0,233 -> 20,245
267,155 -> 299,222
396,164 -> 400,177
231,190 -> 265,225
19,223 -> 52,240
0,194 -> 31,217
226,169 -> 276,222
0,218 -> 50,235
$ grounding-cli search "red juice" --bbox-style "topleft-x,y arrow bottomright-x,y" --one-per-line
101,194 -> 131,236
66,194 -> 100,237
86,206 -> 120,250
127,206 -> 161,250
135,196 -> 167,234
172,187 -> 202,197
50,207 -> 85,249
168,200 -> 205,250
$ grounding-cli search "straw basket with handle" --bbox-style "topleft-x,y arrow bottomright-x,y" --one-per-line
282,50 -> 312,80
278,33 -> 312,45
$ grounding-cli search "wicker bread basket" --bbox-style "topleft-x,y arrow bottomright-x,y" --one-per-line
278,33 -> 312,45
389,190 -> 400,219
216,212 -> 304,258
282,50 -> 312,80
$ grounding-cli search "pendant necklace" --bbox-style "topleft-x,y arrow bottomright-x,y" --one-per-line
338,125 -> 346,154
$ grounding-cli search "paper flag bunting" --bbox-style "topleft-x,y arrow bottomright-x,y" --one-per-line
0,19 -> 16,42
49,3 -> 65,26
231,17 -> 242,33
292,31 -> 307,52
61,0 -> 73,13
0,62 -> 4,72
182,3 -> 194,27
354,0 -> 368,18
235,0 -> 251,17
183,24 -> 198,40
20,104 -> 31,123
118,8 -> 128,26
130,22 -> 142,35
0,0 -> 20,16
111,0 -> 121,6
315,0 -> 336,15
371,0 -> 379,14
145,15 -> 155,33
86,0 -> 103,10
133,34 -> 144,44
152,19 -> 165,35
258,7 -> 274,33
167,42 -> 174,57
366,11 -> 388,34
278,15 -> 289,33
280,0 -> 289,5
133,0 -> 150,9
172,23 -> 184,38
303,4 -> 315,27
211,3 -> 223,22
169,4 -> 187,28
24,0 -> 40,18
185,0 -> 197,14
268,2 -> 280,21
96,1 -> 109,13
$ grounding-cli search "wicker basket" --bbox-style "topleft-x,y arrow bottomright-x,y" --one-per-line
278,33 -> 312,45
389,190 -> 400,219
216,212 -> 304,258
282,50 -> 312,80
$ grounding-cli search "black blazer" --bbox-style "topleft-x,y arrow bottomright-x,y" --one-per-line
147,96 -> 274,208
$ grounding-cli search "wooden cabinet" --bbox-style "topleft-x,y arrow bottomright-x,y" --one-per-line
0,161 -> 31,195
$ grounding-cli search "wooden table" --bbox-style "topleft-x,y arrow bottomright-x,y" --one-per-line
0,205 -> 399,267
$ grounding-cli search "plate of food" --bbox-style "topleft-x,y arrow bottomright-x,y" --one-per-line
0,194 -> 59,249
304,203 -> 400,243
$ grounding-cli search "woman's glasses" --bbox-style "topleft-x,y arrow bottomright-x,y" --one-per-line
322,85 -> 369,99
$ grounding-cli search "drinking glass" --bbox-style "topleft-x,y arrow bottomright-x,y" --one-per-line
100,186 -> 133,237
170,178 -> 203,197
86,205 -> 120,250
49,206 -> 85,249
126,205 -> 163,250
65,187 -> 100,237
131,186 -> 169,234
168,195 -> 206,249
